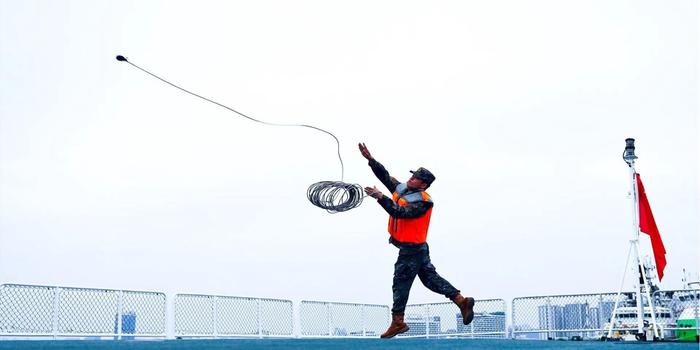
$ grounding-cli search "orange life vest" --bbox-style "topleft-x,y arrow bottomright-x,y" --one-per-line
388,183 -> 433,244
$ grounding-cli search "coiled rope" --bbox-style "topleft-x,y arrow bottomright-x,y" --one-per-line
307,181 -> 365,213
116,55 -> 365,213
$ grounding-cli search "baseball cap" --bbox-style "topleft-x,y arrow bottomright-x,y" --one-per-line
410,167 -> 435,186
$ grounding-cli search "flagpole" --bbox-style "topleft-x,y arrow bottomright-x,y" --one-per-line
626,163 -> 646,337
623,140 -> 646,336
623,138 -> 661,340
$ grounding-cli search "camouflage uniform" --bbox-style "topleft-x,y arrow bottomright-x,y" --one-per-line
368,159 -> 460,314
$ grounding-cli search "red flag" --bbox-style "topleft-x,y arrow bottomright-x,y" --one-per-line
636,174 -> 667,281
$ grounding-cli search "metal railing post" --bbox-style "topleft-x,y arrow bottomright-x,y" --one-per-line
470,313 -> 475,339
52,287 -> 60,340
510,299 -> 516,339
213,296 -> 219,338
116,291 -> 124,340
293,300 -> 300,338
361,305 -> 366,337
597,295 -> 604,334
424,305 -> 430,338
166,293 -> 176,339
546,297 -> 552,340
327,303 -> 332,337
257,298 -> 262,338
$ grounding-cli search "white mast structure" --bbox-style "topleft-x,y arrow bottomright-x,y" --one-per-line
606,138 -> 661,341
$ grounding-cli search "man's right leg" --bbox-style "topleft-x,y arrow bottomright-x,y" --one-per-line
381,252 -> 419,339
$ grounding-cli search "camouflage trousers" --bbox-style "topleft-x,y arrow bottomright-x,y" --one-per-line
391,243 -> 460,314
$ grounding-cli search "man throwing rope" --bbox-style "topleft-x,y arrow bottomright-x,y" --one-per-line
359,142 -> 475,339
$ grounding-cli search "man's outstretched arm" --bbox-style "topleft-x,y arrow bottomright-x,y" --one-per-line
359,143 -> 398,193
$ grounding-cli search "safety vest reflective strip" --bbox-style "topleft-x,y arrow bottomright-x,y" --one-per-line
388,183 -> 432,244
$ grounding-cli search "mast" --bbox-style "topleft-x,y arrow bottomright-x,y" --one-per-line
607,138 -> 661,340
623,139 -> 646,335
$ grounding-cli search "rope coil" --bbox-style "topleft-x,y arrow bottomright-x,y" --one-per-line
307,181 -> 365,214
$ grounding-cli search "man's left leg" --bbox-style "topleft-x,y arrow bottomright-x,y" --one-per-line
417,246 -> 475,325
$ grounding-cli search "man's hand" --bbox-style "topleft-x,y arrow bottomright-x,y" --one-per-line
358,142 -> 374,161
364,186 -> 384,199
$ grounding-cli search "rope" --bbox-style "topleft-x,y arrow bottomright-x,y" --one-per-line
116,55 -> 365,213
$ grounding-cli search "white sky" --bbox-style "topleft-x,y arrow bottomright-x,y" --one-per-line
0,0 -> 697,307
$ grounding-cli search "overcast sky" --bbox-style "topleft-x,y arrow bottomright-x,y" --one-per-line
0,0 -> 697,306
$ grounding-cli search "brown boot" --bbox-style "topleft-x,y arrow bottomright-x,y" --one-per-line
452,294 -> 475,325
380,313 -> 409,338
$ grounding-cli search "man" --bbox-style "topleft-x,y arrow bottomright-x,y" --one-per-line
359,142 -> 475,339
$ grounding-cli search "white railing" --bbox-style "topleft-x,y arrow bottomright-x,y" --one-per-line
398,299 -> 507,338
2,283 -> 697,341
299,300 -> 389,337
174,294 -> 293,337
511,290 -> 700,341
0,284 -> 165,338
512,292 -> 626,340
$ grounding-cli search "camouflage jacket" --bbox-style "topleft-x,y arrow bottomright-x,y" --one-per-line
368,158 -> 433,219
